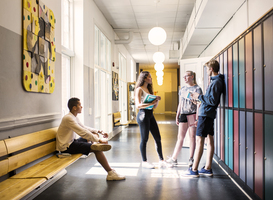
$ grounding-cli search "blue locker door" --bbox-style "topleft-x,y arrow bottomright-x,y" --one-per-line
239,111 -> 246,182
264,15 -> 273,112
239,38 -> 245,108
253,24 -> 263,110
233,43 -> 239,108
225,109 -> 229,166
228,109 -> 233,170
246,112 -> 254,190
265,114 -> 273,200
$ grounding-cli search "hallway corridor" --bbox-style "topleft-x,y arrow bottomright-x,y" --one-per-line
36,114 -> 250,200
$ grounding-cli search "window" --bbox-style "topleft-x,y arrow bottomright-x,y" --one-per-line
119,53 -> 127,123
61,0 -> 74,116
94,26 -> 112,132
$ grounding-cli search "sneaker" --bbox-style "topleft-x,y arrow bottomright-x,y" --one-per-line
159,160 -> 174,168
106,169 -> 126,181
198,166 -> 213,176
181,167 -> 199,177
166,157 -> 178,165
91,143 -> 111,152
142,161 -> 155,169
188,158 -> 194,167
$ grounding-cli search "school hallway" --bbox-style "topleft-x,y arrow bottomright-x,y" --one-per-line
35,114 -> 250,200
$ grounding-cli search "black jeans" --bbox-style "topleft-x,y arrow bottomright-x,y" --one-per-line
137,109 -> 163,161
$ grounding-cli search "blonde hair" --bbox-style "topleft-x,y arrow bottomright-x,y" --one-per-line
186,70 -> 196,84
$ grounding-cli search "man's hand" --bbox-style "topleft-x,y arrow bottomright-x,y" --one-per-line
156,96 -> 161,101
98,138 -> 108,144
98,130 -> 109,138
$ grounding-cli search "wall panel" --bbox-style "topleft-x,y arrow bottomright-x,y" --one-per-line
264,15 -> 273,112
245,32 -> 253,109
239,111 -> 246,182
238,38 -> 245,108
246,112 -> 254,190
265,114 -> 273,200
224,51 -> 228,107
225,110 -> 229,165
254,113 -> 263,199
228,109 -> 233,170
234,110 -> 239,175
233,43 -> 239,108
253,25 -> 263,110
228,47 -> 233,107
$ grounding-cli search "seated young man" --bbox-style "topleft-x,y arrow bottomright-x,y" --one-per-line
56,97 -> 125,181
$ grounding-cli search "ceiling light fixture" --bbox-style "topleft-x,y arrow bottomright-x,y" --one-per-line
153,51 -> 165,63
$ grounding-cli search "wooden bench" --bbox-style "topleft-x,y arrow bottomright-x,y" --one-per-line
0,127 -> 82,200
113,112 -> 121,127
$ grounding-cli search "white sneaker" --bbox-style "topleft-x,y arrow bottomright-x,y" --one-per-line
166,157 -> 178,165
159,160 -> 174,168
106,169 -> 125,181
142,161 -> 155,169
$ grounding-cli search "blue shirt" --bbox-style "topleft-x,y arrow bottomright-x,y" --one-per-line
198,74 -> 225,119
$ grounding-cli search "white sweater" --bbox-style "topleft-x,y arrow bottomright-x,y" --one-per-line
56,112 -> 100,151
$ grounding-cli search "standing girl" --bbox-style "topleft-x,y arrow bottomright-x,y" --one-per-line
166,71 -> 202,167
135,71 -> 170,169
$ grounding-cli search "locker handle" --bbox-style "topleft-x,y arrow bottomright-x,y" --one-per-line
246,147 -> 248,149
253,68 -> 256,71
254,152 -> 256,154
264,157 -> 267,160
263,65 -> 266,68
239,143 -> 241,146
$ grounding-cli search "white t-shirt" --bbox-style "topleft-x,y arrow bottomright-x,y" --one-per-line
179,85 -> 203,114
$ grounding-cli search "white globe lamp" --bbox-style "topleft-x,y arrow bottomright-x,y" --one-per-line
148,27 -> 167,46
154,63 -> 164,71
153,52 -> 165,63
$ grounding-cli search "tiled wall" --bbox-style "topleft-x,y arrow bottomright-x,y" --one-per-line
213,10 -> 273,200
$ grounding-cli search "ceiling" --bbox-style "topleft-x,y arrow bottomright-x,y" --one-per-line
93,0 -> 245,69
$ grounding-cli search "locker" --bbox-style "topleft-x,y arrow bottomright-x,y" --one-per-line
220,54 -> 225,106
221,108 -> 225,161
239,38 -> 245,108
228,47 -> 233,107
253,25 -> 263,110
239,111 -> 246,182
233,43 -> 239,108
225,110 -> 229,165
254,113 -> 263,199
264,15 -> 273,111
265,114 -> 273,200
224,51 -> 228,107
245,32 -> 253,109
234,110 -> 239,175
217,108 -> 221,157
246,112 -> 254,190
228,109 -> 233,170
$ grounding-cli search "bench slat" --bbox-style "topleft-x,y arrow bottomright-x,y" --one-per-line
0,159 -> 8,177
8,141 -> 56,172
4,127 -> 57,154
0,140 -> 7,157
0,178 -> 46,200
11,154 -> 81,179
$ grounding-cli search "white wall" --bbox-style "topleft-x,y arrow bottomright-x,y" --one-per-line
200,0 -> 273,57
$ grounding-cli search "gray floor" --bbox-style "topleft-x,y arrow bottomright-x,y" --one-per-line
35,114 -> 250,200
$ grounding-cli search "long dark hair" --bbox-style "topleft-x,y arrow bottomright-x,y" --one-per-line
135,71 -> 153,94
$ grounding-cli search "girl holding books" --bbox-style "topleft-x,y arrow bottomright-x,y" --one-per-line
135,71 -> 171,169
166,71 -> 202,167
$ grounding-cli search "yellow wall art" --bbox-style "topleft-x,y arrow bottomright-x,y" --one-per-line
23,0 -> 56,93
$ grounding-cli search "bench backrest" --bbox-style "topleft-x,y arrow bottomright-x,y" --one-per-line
113,112 -> 121,126
0,141 -> 8,177
0,127 -> 58,176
